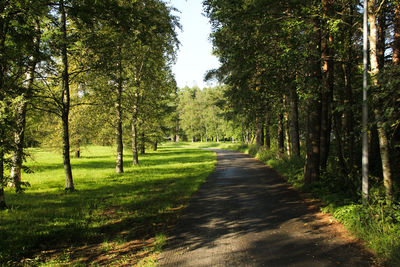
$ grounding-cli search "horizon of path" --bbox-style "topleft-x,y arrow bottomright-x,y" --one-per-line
159,149 -> 376,266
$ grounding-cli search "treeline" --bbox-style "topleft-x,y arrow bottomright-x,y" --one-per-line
175,86 -> 239,142
202,0 -> 400,203
0,0 -> 179,208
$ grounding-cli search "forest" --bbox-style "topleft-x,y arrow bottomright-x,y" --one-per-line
201,0 -> 400,203
200,0 -> 400,262
1,0 -> 400,265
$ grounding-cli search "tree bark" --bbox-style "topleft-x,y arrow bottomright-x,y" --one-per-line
283,96 -> 291,157
115,105 -> 123,173
368,0 -> 393,201
0,188 -> 6,210
255,115 -> 264,147
0,4 -> 6,209
153,140 -> 158,151
320,0 -> 334,172
74,148 -> 80,158
10,99 -> 27,191
304,12 -> 322,184
264,111 -> 271,149
288,85 -> 300,156
140,132 -> 145,154
0,149 -> 6,210
394,2 -> 400,65
10,44 -> 38,191
115,51 -> 124,173
277,112 -> 284,159
131,115 -> 139,165
342,0 -> 355,176
60,0 -> 74,191
333,111 -> 348,177
377,1 -> 386,70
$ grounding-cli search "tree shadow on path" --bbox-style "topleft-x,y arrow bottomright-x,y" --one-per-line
160,149 -> 378,267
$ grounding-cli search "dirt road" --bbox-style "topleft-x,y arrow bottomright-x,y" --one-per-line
159,149 -> 376,266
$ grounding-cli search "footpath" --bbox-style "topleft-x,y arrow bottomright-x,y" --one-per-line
159,149 -> 376,266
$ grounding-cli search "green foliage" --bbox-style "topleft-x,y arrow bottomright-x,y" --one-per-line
332,202 -> 400,266
177,86 -> 234,142
0,145 -> 216,265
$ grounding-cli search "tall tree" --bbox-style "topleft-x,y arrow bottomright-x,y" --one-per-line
394,1 -> 400,65
304,2 -> 323,184
368,0 -> 393,201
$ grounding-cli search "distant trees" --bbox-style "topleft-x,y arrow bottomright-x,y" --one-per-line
177,86 -> 233,142
203,0 -> 400,203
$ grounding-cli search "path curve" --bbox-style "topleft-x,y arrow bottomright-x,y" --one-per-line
159,149 -> 376,266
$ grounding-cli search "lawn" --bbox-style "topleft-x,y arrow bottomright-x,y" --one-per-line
0,145 -> 216,266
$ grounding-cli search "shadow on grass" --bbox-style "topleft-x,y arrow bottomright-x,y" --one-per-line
28,149 -> 212,173
0,147 -> 215,266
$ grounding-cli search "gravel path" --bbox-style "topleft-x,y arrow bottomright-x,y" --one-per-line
159,149 -> 376,267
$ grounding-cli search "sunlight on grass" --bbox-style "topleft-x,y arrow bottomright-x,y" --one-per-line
0,144 -> 216,265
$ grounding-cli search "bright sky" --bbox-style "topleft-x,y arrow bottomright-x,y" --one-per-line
170,0 -> 220,89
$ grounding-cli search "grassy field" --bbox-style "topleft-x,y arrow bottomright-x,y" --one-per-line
0,145 -> 216,266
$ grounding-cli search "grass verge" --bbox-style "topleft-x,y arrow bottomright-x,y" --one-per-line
0,145 -> 216,266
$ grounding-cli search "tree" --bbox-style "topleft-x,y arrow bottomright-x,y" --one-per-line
368,0 -> 393,202
0,0 -> 47,206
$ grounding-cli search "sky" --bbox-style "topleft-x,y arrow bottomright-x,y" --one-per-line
170,0 -> 220,89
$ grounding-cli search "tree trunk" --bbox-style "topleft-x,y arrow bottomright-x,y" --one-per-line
0,149 -> 6,210
153,140 -> 158,151
264,112 -> 271,149
62,112 -> 74,191
342,62 -> 355,174
115,51 -> 124,173
0,188 -> 5,210
320,0 -> 334,172
10,26 -> 39,191
304,13 -> 322,184
0,6 -> 7,209
255,115 -> 264,147
131,116 -> 139,165
115,101 -> 123,172
377,1 -> 386,70
368,0 -> 393,201
288,85 -> 300,156
283,96 -> 291,157
376,117 -> 393,200
277,112 -> 284,159
241,122 -> 244,144
342,1 -> 355,177
10,99 -> 27,192
140,132 -> 145,154
74,147 -> 80,158
394,2 -> 400,65
333,111 -> 348,177
60,0 -> 74,191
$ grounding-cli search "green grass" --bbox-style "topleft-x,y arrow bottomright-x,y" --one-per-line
167,141 -> 250,151
0,145 -> 216,266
